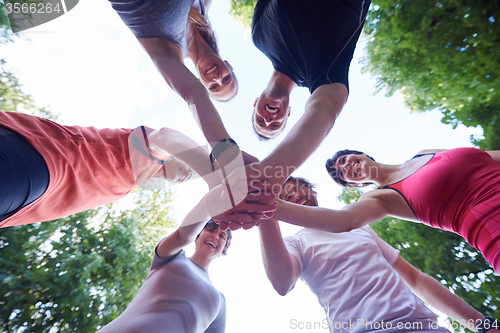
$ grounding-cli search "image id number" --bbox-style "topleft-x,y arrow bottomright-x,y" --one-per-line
5,2 -> 62,14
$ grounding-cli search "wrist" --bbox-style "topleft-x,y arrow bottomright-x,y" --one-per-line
210,138 -> 239,165
216,145 -> 241,168
204,172 -> 221,190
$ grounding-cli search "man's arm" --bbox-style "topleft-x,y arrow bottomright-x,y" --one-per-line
392,256 -> 499,332
259,220 -> 300,296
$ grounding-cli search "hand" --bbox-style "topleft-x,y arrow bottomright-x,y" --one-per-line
241,150 -> 260,165
245,162 -> 285,202
215,198 -> 277,231
199,167 -> 277,228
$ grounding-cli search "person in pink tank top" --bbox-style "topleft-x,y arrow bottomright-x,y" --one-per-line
245,147 -> 500,274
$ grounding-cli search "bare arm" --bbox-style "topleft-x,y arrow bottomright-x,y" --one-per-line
148,127 -> 219,188
259,220 -> 301,295
392,256 -> 498,331
271,193 -> 391,233
137,37 -> 230,145
258,83 -> 347,185
156,200 -> 209,258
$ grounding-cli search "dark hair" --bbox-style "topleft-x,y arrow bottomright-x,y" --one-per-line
325,149 -> 376,188
251,107 -> 287,140
281,176 -> 319,206
195,219 -> 232,255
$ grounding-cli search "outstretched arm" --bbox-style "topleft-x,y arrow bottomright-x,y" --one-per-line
259,220 -> 300,296
157,181 -> 277,258
156,199 -> 211,258
271,193 -> 391,233
148,127 -> 219,188
392,256 -> 500,332
137,37 -> 230,145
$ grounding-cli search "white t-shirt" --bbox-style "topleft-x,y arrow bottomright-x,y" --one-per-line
284,226 -> 449,333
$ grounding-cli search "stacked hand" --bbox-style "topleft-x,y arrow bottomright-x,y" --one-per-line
179,149 -> 284,231
202,165 -> 277,231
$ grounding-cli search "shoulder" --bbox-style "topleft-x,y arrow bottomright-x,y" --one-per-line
359,188 -> 395,202
358,188 -> 402,214
415,149 -> 447,156
151,246 -> 185,270
138,37 -> 183,59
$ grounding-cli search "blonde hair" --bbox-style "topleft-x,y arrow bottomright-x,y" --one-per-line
188,9 -> 219,54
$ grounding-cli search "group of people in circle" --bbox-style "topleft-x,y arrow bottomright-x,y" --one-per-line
1,0 -> 499,332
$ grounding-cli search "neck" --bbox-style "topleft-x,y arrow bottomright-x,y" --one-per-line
186,23 -> 212,62
190,252 -> 211,270
371,162 -> 406,187
266,70 -> 298,96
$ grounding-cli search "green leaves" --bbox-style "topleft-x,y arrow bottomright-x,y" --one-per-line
363,0 -> 500,149
0,189 -> 176,332
229,0 -> 256,27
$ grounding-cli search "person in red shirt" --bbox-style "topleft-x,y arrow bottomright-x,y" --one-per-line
0,112 -> 271,228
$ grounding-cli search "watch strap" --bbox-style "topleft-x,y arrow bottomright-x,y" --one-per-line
209,138 -> 239,164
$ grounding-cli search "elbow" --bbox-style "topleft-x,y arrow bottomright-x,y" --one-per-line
325,218 -> 357,234
272,280 -> 295,296
274,285 -> 292,296
179,83 -> 209,105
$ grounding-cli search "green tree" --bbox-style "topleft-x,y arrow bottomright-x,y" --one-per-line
229,0 -> 255,27
362,0 -> 500,149
0,2 -> 10,32
0,189 -> 176,332
339,188 -> 500,320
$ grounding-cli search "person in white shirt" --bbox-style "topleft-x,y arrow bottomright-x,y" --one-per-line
259,176 -> 499,333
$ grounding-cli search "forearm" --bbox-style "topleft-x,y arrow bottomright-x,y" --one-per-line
262,84 -> 345,181
407,271 -> 485,328
157,199 -> 209,257
262,107 -> 335,182
149,127 -> 219,188
272,200 -> 361,233
142,42 -> 231,144
259,220 -> 297,295
181,84 -> 231,144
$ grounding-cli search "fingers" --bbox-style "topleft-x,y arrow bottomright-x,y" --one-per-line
237,201 -> 277,213
216,220 -> 245,232
264,211 -> 274,218
214,211 -> 264,231
223,220 -> 259,231
217,221 -> 231,231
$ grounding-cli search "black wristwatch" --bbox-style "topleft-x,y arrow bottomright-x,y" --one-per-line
476,316 -> 498,333
209,138 -> 239,164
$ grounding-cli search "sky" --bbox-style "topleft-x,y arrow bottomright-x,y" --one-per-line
0,0 -> 484,332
